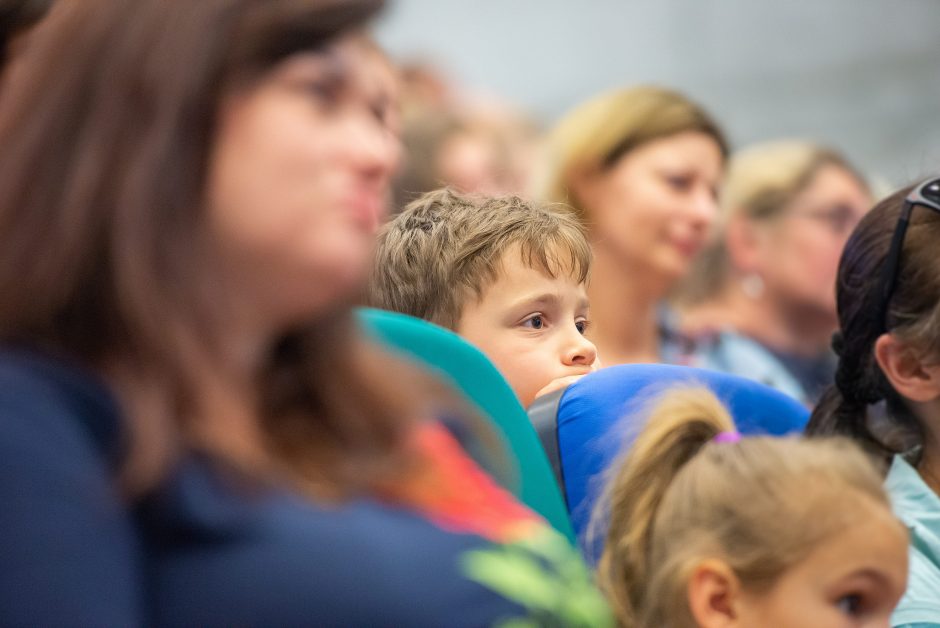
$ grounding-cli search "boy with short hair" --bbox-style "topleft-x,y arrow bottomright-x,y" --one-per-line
369,188 -> 598,408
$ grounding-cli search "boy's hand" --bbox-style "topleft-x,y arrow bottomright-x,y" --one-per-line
534,375 -> 586,400
533,355 -> 602,401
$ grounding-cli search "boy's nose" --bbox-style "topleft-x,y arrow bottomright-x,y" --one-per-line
563,328 -> 597,368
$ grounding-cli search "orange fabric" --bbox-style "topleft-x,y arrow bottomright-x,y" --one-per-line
379,422 -> 542,544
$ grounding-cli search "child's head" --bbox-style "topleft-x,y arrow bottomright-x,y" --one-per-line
370,188 -> 597,407
598,388 -> 908,628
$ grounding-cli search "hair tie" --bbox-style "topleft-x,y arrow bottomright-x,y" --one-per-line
713,431 -> 741,444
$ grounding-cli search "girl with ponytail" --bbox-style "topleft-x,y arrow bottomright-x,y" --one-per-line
807,177 -> 940,626
598,388 -> 907,627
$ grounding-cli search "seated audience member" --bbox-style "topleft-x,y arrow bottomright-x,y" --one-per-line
598,388 -> 908,628
0,1 -> 610,625
535,85 -> 728,366
807,178 -> 940,627
369,188 -> 598,408
677,140 -> 871,404
393,106 -> 535,212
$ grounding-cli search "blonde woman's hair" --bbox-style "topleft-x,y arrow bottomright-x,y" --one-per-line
677,139 -> 868,304
368,188 -> 591,329
597,387 -> 891,627
534,85 -> 728,220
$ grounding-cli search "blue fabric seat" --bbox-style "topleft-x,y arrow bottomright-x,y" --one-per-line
527,363 -> 810,559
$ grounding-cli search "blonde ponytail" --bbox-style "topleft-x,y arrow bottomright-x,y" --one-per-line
596,388 -> 734,626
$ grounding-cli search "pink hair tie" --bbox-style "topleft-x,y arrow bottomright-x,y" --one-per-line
713,431 -> 741,444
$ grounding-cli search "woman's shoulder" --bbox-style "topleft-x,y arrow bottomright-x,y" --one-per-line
671,323 -> 809,402
0,346 -> 124,461
0,347 -> 143,626
886,455 -> 940,625
893,545 -> 940,626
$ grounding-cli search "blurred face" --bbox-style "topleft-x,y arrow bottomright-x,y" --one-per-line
436,129 -> 504,196
732,505 -> 908,628
456,248 -> 598,408
576,131 -> 724,287
206,37 -> 400,330
754,165 -> 870,322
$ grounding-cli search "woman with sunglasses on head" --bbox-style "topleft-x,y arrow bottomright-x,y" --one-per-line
807,178 -> 940,626
0,1 -> 609,625
676,140 -> 871,405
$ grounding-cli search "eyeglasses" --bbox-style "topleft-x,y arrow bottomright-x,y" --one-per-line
875,176 -> 940,332
789,204 -> 864,236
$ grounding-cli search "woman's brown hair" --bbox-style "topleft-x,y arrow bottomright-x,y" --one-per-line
806,183 -> 940,464
597,388 -> 892,627
0,0 -> 437,496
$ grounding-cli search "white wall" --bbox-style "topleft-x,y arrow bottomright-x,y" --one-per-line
375,0 -> 940,187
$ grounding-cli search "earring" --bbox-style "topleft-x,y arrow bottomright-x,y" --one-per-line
741,273 -> 765,299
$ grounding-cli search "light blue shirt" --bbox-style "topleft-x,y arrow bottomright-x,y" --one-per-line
885,455 -> 940,627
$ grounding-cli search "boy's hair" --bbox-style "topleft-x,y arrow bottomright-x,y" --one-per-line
369,188 -> 592,329
596,388 -> 894,627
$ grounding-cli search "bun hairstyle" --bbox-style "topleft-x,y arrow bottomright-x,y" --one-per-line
807,183 -> 940,462
597,388 -> 889,627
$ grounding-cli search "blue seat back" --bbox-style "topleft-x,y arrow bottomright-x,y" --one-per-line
551,363 -> 809,558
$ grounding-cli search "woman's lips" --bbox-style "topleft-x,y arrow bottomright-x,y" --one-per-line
671,236 -> 704,259
346,192 -> 385,232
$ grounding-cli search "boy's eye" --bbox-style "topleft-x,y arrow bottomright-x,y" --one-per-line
523,315 -> 544,330
836,593 -> 862,615
575,320 -> 588,335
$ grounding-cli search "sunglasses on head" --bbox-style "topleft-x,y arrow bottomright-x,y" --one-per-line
875,176 -> 940,332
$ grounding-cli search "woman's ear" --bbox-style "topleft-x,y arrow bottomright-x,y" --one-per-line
567,164 -> 601,214
724,214 -> 763,276
687,559 -> 741,628
874,333 -> 940,403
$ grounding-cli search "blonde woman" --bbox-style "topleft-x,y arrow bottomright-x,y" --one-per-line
677,140 -> 871,403
536,85 -> 728,366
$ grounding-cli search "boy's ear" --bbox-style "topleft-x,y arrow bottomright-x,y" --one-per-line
687,559 -> 741,628
874,334 -> 940,403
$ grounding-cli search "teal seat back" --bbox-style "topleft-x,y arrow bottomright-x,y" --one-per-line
356,307 -> 575,543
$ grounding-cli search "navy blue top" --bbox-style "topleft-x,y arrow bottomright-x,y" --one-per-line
0,349 -> 608,627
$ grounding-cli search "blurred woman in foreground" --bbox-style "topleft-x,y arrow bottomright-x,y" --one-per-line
0,0 -> 608,625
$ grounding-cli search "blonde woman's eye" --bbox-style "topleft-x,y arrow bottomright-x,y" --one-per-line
665,174 -> 692,192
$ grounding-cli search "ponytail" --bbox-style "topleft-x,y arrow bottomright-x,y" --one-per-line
596,388 -> 733,627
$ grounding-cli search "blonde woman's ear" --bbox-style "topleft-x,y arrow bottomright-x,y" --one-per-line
687,559 -> 741,628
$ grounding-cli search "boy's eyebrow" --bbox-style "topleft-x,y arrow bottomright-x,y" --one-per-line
507,292 -> 590,311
